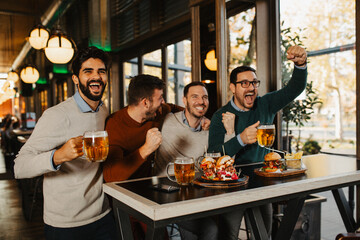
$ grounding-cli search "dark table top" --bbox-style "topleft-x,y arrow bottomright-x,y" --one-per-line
104,154 -> 359,221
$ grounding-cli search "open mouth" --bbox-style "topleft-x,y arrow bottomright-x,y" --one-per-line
88,81 -> 103,93
244,92 -> 255,105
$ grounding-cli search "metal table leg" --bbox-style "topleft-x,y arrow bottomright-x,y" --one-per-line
274,197 -> 306,240
112,199 -> 134,240
332,188 -> 357,232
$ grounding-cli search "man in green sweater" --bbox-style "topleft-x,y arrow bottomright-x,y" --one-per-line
208,45 -> 307,164
208,45 -> 307,238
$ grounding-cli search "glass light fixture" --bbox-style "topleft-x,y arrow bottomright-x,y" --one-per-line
204,49 -> 217,71
7,70 -> 19,82
28,25 -> 49,50
201,79 -> 215,84
20,66 -> 39,84
45,31 -> 75,64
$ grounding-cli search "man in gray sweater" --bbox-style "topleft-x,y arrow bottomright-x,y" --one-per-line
156,82 -> 237,240
14,47 -> 117,240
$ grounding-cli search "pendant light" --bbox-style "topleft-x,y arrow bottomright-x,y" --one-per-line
204,49 -> 217,71
20,65 -> 40,84
28,24 -> 50,50
45,29 -> 75,64
7,70 -> 19,82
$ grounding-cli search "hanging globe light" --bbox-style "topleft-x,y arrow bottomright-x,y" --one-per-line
28,24 -> 50,50
20,66 -> 39,84
204,49 -> 217,71
45,30 -> 75,64
7,70 -> 19,82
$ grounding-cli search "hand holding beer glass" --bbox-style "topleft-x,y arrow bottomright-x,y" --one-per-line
166,157 -> 195,186
257,124 -> 275,149
83,130 -> 109,162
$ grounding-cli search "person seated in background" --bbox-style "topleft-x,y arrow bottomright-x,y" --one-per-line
155,81 -> 238,240
208,45 -> 308,238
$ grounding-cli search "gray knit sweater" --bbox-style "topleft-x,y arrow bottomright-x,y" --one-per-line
154,111 -> 209,176
14,96 -> 110,228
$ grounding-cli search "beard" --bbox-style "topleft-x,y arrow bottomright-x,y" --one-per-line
78,80 -> 106,101
145,103 -> 159,121
186,104 -> 207,119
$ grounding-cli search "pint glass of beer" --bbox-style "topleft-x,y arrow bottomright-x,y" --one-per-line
166,157 -> 195,185
83,130 -> 109,162
257,124 -> 275,148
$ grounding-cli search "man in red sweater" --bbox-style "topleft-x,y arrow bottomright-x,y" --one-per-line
103,74 -> 183,182
104,74 -> 184,239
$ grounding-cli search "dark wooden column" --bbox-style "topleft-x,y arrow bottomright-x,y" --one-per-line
256,0 -> 282,149
215,0 -> 227,107
161,45 -> 168,100
355,0 -> 360,222
190,4 -> 201,82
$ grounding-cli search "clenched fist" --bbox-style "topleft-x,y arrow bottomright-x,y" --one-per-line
53,136 -> 84,166
240,121 -> 260,145
287,45 -> 307,67
201,117 -> 211,131
222,112 -> 235,135
139,127 -> 162,159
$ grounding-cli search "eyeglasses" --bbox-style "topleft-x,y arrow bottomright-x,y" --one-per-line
235,80 -> 261,88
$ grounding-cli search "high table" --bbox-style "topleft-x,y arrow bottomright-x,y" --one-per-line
104,154 -> 359,240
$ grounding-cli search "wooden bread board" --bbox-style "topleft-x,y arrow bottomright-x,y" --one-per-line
254,168 -> 306,178
193,175 -> 249,188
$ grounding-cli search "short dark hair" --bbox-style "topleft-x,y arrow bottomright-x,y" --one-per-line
71,46 -> 111,76
229,66 -> 256,84
127,74 -> 165,106
183,82 -> 207,97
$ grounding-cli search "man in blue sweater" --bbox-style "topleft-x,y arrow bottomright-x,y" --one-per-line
208,45 -> 307,238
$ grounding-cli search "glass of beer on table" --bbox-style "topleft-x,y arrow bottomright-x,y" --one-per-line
83,130 -> 109,162
166,157 -> 195,185
257,124 -> 275,148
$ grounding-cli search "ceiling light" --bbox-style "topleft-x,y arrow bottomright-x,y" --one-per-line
20,66 -> 39,84
45,30 -> 75,64
28,25 -> 50,50
204,49 -> 217,71
7,70 -> 19,82
201,79 -> 215,84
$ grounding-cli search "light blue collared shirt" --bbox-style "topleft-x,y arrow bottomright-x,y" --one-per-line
73,91 -> 104,113
182,111 -> 202,132
50,91 -> 104,170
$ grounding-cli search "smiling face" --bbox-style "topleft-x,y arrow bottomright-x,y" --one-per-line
230,71 -> 258,111
183,85 -> 209,119
72,58 -> 108,102
145,88 -> 164,121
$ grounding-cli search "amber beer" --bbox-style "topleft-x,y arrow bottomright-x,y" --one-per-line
167,158 -> 195,185
257,124 -> 275,148
83,131 -> 109,162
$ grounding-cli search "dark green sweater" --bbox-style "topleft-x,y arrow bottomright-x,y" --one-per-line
208,67 -> 307,164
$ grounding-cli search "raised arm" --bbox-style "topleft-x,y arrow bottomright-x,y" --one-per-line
265,45 -> 308,113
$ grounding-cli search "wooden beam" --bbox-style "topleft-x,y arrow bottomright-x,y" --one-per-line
191,5 -> 201,82
255,0 -> 282,149
138,55 -> 143,75
215,0 -> 227,107
161,45 -> 168,101
355,0 -> 360,222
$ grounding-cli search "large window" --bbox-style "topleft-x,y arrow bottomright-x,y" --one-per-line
280,0 -> 356,152
123,39 -> 191,107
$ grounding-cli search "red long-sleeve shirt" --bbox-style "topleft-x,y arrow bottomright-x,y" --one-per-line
103,103 -> 183,182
